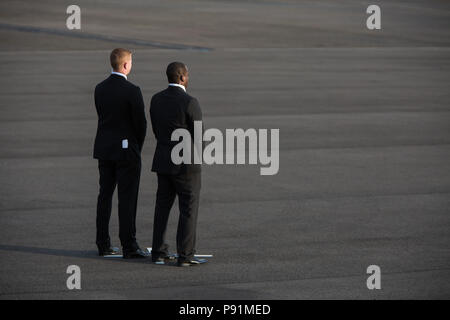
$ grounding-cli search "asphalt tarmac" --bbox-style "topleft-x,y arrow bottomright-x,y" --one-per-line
0,0 -> 449,299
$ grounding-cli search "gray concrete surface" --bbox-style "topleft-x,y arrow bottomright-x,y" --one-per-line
0,0 -> 449,299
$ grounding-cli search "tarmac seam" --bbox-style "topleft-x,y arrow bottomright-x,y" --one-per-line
0,22 -> 213,52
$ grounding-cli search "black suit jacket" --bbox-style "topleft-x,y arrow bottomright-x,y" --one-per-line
93,74 -> 147,161
150,86 -> 202,174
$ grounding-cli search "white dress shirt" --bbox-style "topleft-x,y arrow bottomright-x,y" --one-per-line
111,71 -> 127,80
168,83 -> 186,92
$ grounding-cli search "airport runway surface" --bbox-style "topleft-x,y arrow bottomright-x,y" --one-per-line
0,0 -> 449,299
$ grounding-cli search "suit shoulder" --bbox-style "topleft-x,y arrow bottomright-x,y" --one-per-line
186,94 -> 199,106
95,78 -> 109,90
151,88 -> 169,102
118,79 -> 139,95
126,80 -> 140,90
175,90 -> 196,105
152,88 -> 166,98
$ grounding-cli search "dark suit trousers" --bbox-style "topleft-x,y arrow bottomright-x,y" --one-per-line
96,157 -> 141,251
152,172 -> 201,261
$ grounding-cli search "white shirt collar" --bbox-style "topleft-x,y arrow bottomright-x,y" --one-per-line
111,71 -> 127,80
168,83 -> 186,92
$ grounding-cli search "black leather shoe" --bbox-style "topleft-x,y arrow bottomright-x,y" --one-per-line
177,257 -> 208,267
98,246 -> 120,256
152,254 -> 177,265
123,248 -> 149,259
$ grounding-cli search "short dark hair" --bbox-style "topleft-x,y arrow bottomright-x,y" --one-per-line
166,62 -> 187,83
110,48 -> 132,71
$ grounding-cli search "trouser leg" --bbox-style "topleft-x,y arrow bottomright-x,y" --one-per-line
152,174 -> 176,257
174,172 -> 201,261
117,157 -> 141,250
96,160 -> 116,248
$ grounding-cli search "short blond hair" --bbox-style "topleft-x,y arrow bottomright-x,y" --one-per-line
110,48 -> 132,71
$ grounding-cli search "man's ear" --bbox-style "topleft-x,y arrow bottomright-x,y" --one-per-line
123,62 -> 128,71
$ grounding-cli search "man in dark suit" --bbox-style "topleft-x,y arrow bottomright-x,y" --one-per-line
150,62 -> 207,267
93,48 -> 148,258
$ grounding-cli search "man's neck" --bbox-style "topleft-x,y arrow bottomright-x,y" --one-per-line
111,70 -> 127,80
168,83 -> 186,92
